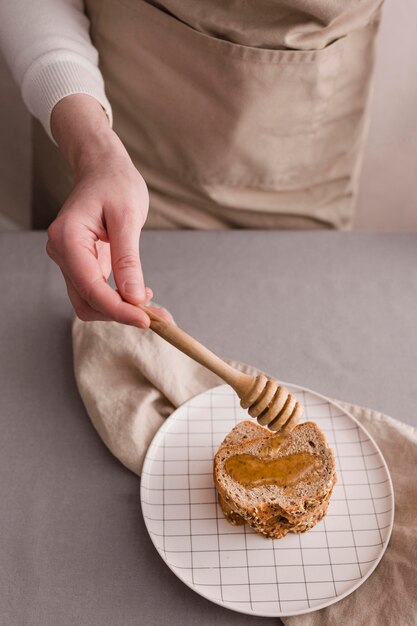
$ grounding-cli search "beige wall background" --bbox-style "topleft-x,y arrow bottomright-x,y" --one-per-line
0,0 -> 416,232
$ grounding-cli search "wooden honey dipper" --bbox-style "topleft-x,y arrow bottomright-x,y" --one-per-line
140,306 -> 303,432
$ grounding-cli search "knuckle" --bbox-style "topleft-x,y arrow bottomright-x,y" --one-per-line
45,239 -> 57,260
78,282 -> 94,303
46,218 -> 67,259
113,252 -> 140,272
77,285 -> 89,302
46,221 -> 61,259
47,221 -> 59,241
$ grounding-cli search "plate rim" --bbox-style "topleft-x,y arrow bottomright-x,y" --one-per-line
140,382 -> 395,618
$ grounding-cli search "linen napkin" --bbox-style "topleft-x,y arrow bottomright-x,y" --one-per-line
72,317 -> 417,626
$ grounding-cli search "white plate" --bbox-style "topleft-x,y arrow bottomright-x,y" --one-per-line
140,383 -> 394,617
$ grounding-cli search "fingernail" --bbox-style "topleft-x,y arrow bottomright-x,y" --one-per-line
124,282 -> 145,299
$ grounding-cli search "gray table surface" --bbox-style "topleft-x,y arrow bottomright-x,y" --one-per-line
1,231 -> 416,626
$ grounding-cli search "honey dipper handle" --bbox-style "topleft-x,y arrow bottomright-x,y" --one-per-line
140,306 -> 246,388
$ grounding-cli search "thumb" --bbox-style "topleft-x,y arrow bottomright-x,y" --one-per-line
107,213 -> 146,305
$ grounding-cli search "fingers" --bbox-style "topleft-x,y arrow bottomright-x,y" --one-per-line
53,235 -> 172,326
116,286 -> 174,322
106,210 -> 146,305
65,274 -> 165,325
95,239 -> 112,279
63,273 -> 109,322
48,227 -> 150,328
117,286 -> 173,322
68,242 -> 150,327
146,306 -> 174,322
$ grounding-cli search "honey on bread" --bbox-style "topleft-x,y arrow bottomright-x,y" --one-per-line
224,452 -> 324,489
224,431 -> 323,490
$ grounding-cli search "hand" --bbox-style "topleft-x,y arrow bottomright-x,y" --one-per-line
46,94 -> 167,327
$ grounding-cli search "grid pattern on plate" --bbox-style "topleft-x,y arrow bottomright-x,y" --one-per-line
141,385 -> 394,618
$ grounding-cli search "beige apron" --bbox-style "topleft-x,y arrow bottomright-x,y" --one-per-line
32,1 -> 381,230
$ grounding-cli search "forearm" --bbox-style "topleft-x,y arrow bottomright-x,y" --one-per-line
0,0 -> 112,140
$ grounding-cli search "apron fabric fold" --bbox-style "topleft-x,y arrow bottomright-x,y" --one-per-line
33,0 -> 381,230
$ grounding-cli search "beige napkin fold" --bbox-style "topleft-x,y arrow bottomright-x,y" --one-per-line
72,317 -> 417,626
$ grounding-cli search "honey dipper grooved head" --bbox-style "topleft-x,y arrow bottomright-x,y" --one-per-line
239,375 -> 303,432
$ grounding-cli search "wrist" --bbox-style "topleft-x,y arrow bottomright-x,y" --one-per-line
51,94 -> 128,177
72,128 -> 129,180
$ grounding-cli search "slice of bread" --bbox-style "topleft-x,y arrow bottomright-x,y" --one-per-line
214,421 -> 336,537
218,485 -> 334,538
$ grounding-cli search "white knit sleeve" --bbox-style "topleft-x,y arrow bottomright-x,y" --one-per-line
0,0 -> 113,141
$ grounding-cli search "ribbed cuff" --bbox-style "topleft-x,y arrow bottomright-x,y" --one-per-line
21,58 -> 113,143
